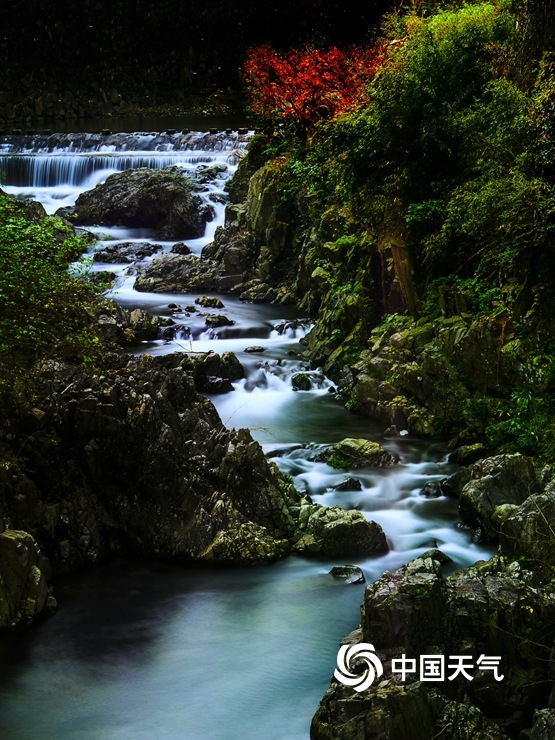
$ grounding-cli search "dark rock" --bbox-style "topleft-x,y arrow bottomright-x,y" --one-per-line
291,373 -> 312,391
239,281 -> 277,302
361,549 -> 450,653
0,530 -> 51,629
0,353 -> 378,603
244,346 -> 265,353
190,351 -> 244,391
419,480 -> 454,498
457,454 -> 539,541
134,253 -> 218,293
205,314 -> 234,328
311,681 -> 446,740
499,491 -> 555,578
449,443 -> 491,466
315,438 -> 400,469
195,295 -> 224,308
73,168 -> 208,240
332,477 -> 363,492
92,241 -> 163,264
170,242 -> 192,255
195,164 -> 228,184
293,502 -> 388,557
329,565 -> 365,584
312,544 -> 555,737
202,376 -> 234,393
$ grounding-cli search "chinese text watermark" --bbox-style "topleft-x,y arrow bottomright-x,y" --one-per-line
335,643 -> 504,692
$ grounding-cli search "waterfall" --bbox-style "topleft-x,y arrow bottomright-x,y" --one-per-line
0,130 -> 250,187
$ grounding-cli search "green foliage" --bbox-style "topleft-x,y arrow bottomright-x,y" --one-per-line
486,387 -> 555,457
331,3 -> 515,208
325,451 -> 348,469
0,191 -> 107,406
239,1 -> 555,460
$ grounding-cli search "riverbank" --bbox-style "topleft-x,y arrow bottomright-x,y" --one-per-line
0,127 -> 497,738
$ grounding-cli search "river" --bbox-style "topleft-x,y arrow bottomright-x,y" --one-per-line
0,131 -> 491,739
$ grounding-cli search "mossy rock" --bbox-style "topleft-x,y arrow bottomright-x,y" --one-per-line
315,438 -> 399,469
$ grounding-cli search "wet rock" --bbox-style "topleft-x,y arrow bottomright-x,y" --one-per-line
94,303 -> 160,344
195,163 -> 228,184
456,453 -> 539,541
0,530 -> 51,629
134,253 -> 219,293
315,438 -> 400,469
419,479 -> 455,498
0,353 -> 377,589
291,372 -> 312,391
73,168 -> 208,239
205,314 -> 234,328
92,241 -> 163,263
127,308 -> 160,342
170,242 -> 192,255
311,550 -> 555,740
239,280 -> 277,303
332,477 -> 363,492
311,681 -> 446,740
293,502 -> 388,557
201,376 -> 234,393
312,545 -> 555,737
195,295 -> 224,308
189,351 -> 244,392
499,491 -> 555,578
244,346 -> 265,353
329,565 -> 365,584
361,550 -> 450,653
449,443 -> 491,466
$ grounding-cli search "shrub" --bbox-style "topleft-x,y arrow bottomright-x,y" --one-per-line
244,42 -> 385,131
0,191 -> 106,407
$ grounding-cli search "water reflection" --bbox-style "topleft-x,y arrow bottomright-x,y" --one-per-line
0,558 -> 367,740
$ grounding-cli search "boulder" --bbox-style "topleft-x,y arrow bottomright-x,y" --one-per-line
134,253 -> 220,293
315,438 -> 400,469
311,681 -> 446,740
361,550 -> 449,653
0,530 -> 53,629
293,502 -> 388,557
205,314 -> 234,328
312,546 -> 555,738
291,373 -> 312,391
73,168 -> 209,239
0,353 -> 384,590
332,477 -> 363,492
499,491 -> 555,578
195,295 -> 224,308
92,240 -> 163,263
457,454 -> 539,541
329,565 -> 365,584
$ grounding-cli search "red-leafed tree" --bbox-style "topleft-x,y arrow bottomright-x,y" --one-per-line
244,43 -> 386,129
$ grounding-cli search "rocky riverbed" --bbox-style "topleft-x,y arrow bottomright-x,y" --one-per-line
2,132 -> 555,738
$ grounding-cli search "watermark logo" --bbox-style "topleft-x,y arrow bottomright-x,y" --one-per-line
334,645 -> 504,690
334,643 -> 384,692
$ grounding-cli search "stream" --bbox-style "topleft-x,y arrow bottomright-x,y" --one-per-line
0,131 -> 491,740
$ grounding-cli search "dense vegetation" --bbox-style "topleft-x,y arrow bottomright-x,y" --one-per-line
0,192 -> 106,412
243,0 -> 555,458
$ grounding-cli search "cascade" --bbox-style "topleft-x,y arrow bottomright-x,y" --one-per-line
0,131 -> 491,740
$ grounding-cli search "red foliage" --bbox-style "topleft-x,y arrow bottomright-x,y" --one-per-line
244,43 -> 386,128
